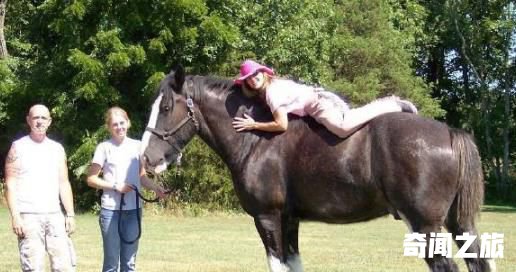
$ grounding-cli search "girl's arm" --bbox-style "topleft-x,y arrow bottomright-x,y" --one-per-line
232,107 -> 288,132
86,163 -> 132,193
139,165 -> 167,198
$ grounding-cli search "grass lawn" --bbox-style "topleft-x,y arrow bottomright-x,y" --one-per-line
0,205 -> 514,272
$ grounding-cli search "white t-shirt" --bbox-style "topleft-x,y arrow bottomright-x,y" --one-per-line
13,136 -> 64,213
92,137 -> 142,210
265,79 -> 318,116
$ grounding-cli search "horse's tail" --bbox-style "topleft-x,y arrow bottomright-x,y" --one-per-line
448,128 -> 484,225
447,130 -> 494,271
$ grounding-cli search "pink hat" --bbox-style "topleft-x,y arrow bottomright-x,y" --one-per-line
235,60 -> 274,84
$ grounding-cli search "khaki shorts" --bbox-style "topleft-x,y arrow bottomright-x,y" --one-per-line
18,213 -> 76,272
305,92 -> 350,137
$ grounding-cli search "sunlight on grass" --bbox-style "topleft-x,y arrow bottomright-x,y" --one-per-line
0,206 -> 514,271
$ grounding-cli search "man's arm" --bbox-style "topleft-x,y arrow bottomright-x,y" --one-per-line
58,151 -> 75,234
4,145 -> 24,238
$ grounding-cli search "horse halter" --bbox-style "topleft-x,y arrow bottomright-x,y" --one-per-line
145,93 -> 199,155
145,77 -> 201,172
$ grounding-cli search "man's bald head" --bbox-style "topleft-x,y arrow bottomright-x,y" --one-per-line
28,104 -> 51,118
26,104 -> 52,140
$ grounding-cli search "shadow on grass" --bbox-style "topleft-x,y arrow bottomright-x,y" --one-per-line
482,204 -> 516,213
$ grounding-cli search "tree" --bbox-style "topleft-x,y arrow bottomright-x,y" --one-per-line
12,0 -> 242,210
0,0 -> 7,58
416,0 -> 515,201
450,0 -> 515,200
324,0 -> 441,116
2,0 -> 442,210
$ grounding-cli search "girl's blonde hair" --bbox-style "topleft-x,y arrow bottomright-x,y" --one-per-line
105,106 -> 131,128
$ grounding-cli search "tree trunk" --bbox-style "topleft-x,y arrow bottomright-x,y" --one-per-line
479,83 -> 500,184
501,85 -> 511,199
500,2 -> 514,200
0,0 -> 7,59
429,46 -> 444,97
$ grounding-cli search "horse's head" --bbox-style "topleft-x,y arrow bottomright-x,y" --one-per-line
141,65 -> 199,173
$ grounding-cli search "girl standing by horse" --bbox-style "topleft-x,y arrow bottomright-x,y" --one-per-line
232,59 -> 417,137
86,107 -> 167,272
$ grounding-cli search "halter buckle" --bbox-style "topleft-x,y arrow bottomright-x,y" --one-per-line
176,152 -> 183,166
186,98 -> 194,108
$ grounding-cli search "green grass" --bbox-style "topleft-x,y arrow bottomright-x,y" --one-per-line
0,205 -> 514,272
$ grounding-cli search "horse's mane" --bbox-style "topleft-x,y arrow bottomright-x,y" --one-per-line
190,75 -> 235,94
158,73 -> 238,108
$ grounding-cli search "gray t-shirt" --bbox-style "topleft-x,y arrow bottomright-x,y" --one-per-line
92,137 -> 142,210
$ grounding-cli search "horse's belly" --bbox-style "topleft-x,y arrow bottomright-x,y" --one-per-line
295,205 -> 389,224
291,185 -> 391,224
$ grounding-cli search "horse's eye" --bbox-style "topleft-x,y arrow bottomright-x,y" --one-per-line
163,106 -> 170,112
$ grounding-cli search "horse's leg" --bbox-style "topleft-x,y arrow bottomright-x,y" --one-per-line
411,224 -> 460,272
445,209 -> 495,272
282,215 -> 302,272
254,212 -> 290,272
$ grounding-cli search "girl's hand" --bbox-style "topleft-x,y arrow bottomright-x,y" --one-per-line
232,113 -> 256,131
115,183 -> 133,193
154,186 -> 168,199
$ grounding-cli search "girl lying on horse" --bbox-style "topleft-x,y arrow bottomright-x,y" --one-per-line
232,60 -> 417,138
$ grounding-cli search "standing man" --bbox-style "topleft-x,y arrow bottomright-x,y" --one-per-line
4,104 -> 76,272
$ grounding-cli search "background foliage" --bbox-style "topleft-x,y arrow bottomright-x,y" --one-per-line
1,0 -> 514,212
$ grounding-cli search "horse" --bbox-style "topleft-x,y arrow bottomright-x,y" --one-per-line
140,65 -> 494,272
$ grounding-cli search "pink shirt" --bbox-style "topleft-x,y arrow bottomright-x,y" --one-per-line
265,79 -> 317,116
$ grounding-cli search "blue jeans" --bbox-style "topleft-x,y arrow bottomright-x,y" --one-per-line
99,208 -> 140,272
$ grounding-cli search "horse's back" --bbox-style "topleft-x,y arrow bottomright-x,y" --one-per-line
278,112 -> 459,223
368,113 -> 458,184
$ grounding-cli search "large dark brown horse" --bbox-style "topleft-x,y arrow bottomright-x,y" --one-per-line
141,66 -> 494,272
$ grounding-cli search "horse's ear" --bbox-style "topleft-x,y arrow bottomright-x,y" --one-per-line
170,64 -> 185,93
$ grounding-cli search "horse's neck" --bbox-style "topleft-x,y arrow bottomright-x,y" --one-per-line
199,132 -> 251,169
197,92 -> 262,168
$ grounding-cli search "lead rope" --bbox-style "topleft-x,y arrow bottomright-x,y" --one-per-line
119,186 -> 142,244
118,154 -> 183,244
